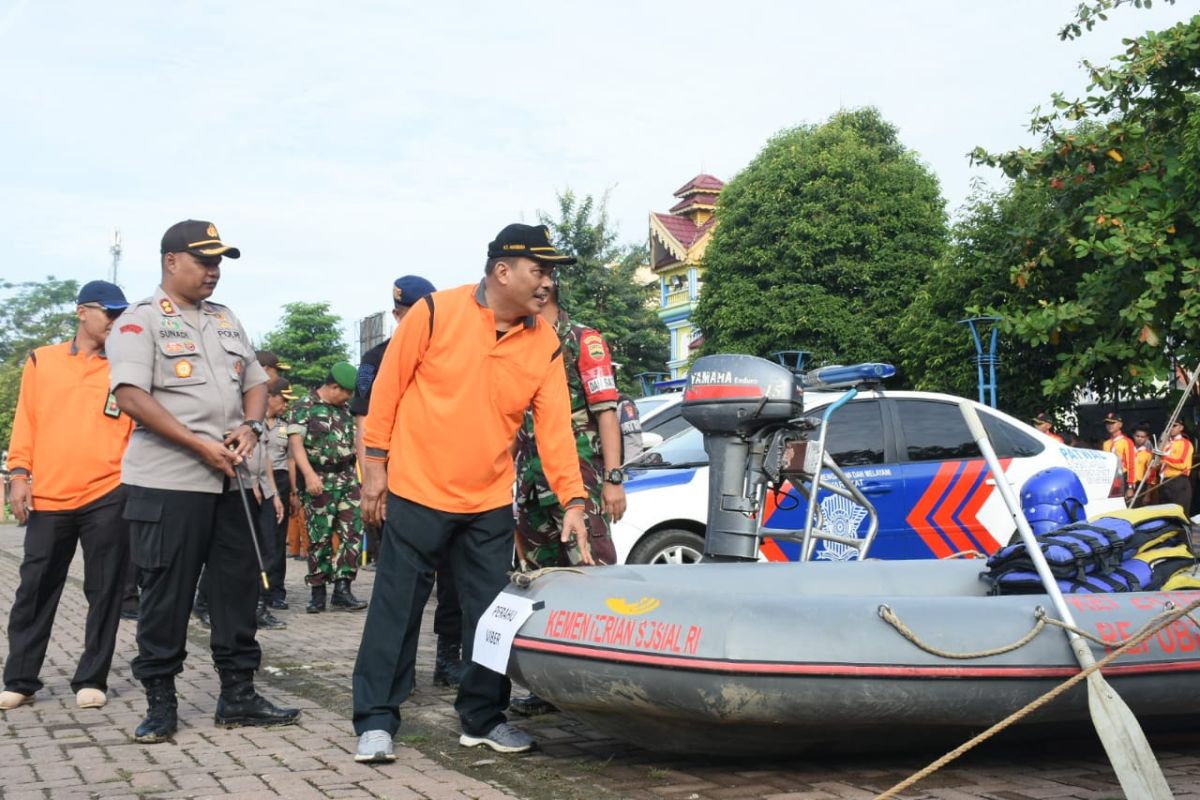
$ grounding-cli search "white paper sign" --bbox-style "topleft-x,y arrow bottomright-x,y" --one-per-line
472,592 -> 543,674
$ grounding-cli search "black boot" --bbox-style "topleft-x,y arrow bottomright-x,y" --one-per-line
330,578 -> 367,611
433,636 -> 465,687
214,670 -> 300,728
133,677 -> 178,743
305,585 -> 326,614
256,598 -> 287,630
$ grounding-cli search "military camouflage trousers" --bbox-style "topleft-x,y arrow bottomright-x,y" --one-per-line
514,457 -> 616,567
301,469 -> 363,585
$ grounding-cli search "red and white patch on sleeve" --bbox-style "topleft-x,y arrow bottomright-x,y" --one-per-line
119,323 -> 143,335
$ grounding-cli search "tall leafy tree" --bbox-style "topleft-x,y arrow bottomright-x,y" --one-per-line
539,190 -> 669,393
694,108 -> 947,373
261,302 -> 350,391
970,1 -> 1197,398
898,186 -> 1074,420
0,277 -> 79,449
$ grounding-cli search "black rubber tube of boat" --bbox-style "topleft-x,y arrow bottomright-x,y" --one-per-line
960,403 -> 1173,800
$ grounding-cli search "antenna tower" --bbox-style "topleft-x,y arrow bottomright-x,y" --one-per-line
110,229 -> 122,285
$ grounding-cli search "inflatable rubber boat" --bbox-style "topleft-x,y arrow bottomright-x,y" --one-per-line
505,558 -> 1200,755
496,355 -> 1200,755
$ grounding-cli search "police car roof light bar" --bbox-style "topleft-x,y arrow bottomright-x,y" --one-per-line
800,363 -> 895,391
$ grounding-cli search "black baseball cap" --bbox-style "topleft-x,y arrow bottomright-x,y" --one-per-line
76,280 -> 129,310
255,350 -> 291,371
160,220 -> 241,259
1104,411 -> 1123,423
487,224 -> 576,264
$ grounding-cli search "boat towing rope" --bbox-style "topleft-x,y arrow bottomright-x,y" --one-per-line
875,595 -> 1200,800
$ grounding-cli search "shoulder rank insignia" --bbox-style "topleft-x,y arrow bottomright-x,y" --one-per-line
159,298 -> 176,315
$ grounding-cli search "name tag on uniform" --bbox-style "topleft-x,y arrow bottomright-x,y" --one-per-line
103,392 -> 121,418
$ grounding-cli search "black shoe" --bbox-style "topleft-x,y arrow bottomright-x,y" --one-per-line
509,693 -> 558,717
134,678 -> 178,743
433,636 -> 465,687
214,673 -> 300,729
330,578 -> 367,611
120,607 -> 139,621
256,600 -> 287,630
268,597 -> 288,611
305,585 -> 326,614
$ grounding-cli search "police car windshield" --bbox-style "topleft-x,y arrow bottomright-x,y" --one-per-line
628,427 -> 708,469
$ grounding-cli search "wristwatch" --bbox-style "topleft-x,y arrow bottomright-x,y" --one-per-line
243,419 -> 265,439
604,468 -> 626,485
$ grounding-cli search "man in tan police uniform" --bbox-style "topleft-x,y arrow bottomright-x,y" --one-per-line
106,220 -> 299,743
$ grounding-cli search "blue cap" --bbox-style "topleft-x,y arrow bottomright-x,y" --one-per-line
392,275 -> 436,308
76,280 -> 129,310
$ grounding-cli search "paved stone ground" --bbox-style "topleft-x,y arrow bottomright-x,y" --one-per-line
2,520 -> 1200,799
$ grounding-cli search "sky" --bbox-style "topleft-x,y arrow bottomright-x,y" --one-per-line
0,1 -> 1194,355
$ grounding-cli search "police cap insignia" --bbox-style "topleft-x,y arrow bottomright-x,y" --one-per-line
206,223 -> 218,238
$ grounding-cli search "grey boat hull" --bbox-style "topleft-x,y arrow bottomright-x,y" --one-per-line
504,560 -> 1200,755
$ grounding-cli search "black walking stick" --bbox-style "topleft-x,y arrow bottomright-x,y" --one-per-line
231,460 -> 271,591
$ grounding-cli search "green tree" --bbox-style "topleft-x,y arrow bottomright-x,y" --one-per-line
898,184 -> 1078,421
539,190 -> 669,393
0,277 -> 80,449
261,302 -> 350,391
694,108 -> 947,373
970,2 -> 1198,398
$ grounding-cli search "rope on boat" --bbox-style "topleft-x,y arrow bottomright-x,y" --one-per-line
508,567 -> 586,589
874,596 -> 1200,800
879,604 -> 1149,657
878,604 -> 1049,658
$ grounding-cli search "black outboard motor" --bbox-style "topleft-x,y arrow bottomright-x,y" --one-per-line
682,355 -> 804,561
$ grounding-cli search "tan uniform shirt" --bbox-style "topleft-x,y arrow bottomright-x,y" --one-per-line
106,286 -> 268,493
265,416 -> 290,472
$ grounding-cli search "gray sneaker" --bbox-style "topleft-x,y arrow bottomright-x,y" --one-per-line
459,722 -> 534,753
354,729 -> 396,763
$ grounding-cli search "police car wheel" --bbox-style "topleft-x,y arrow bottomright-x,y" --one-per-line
628,529 -> 705,566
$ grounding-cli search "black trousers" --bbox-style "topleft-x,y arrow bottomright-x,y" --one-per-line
3,487 -> 128,694
352,495 -> 512,737
125,484 -> 262,682
1159,475 -> 1193,518
266,470 -> 291,600
433,556 -> 463,641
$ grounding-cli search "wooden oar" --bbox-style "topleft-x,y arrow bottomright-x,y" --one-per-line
960,403 -> 1173,800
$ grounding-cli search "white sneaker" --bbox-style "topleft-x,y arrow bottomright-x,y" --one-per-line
76,688 -> 107,709
354,730 -> 396,763
0,690 -> 34,710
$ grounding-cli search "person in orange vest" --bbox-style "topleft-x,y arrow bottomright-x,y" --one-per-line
1102,412 -> 1136,492
1156,419 -> 1194,515
1,281 -> 133,712
1032,412 -> 1064,443
1130,423 -> 1157,506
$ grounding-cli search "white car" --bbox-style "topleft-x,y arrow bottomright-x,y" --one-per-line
614,390 -> 1124,564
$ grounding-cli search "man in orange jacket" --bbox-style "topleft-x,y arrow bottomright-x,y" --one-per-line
352,224 -> 590,763
1,281 -> 132,712
1157,419 -> 1194,515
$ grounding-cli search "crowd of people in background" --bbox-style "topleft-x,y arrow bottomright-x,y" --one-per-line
0,219 -> 644,761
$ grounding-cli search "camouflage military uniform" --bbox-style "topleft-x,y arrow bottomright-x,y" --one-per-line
287,391 -> 363,585
514,314 -> 619,566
